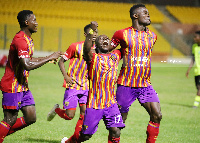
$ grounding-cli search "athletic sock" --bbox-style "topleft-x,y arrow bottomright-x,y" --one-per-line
193,95 -> 200,107
55,108 -> 73,120
7,117 -> 27,135
0,121 -> 11,143
65,134 -> 84,143
65,135 -> 74,143
108,134 -> 120,143
146,121 -> 160,143
74,114 -> 84,138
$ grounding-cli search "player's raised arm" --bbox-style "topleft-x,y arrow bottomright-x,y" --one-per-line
83,21 -> 98,61
20,51 -> 63,71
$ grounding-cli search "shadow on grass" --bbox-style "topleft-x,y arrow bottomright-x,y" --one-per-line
164,102 -> 193,108
24,137 -> 59,143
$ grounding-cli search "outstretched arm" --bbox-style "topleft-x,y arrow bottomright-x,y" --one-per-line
186,54 -> 195,78
20,51 -> 63,71
83,21 -> 98,61
58,57 -> 75,86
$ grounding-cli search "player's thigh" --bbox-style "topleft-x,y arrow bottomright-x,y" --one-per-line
21,105 -> 36,123
77,90 -> 88,105
137,86 -> 160,104
103,103 -> 125,129
142,102 -> 161,115
81,108 -> 103,135
63,88 -> 79,109
116,85 -> 138,113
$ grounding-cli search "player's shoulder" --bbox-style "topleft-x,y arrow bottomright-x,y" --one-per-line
115,27 -> 131,33
69,41 -> 84,47
192,43 -> 198,48
12,31 -> 27,45
112,49 -> 121,56
147,28 -> 157,36
13,31 -> 25,40
192,43 -> 200,51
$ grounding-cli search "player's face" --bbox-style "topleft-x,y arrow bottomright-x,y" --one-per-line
136,7 -> 151,26
194,34 -> 200,45
27,14 -> 38,33
85,28 -> 98,42
96,35 -> 111,53
92,29 -> 98,42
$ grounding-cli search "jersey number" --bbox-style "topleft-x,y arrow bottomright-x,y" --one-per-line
115,115 -> 121,123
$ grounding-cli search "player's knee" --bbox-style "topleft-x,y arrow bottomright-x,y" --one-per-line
81,134 -> 92,141
152,112 -> 162,122
25,116 -> 37,125
65,112 -> 75,119
110,127 -> 121,138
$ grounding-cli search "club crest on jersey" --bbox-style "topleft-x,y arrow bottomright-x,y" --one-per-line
147,34 -> 153,40
65,101 -> 69,106
110,55 -> 117,61
83,125 -> 88,130
18,102 -> 21,108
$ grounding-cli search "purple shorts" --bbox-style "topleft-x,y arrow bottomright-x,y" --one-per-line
63,88 -> 88,109
116,85 -> 160,113
81,103 -> 125,135
2,90 -> 35,110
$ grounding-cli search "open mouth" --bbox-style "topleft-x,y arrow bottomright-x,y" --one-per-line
103,41 -> 108,46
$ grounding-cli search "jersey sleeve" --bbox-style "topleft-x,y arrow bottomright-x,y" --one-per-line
14,37 -> 29,59
62,43 -> 76,60
192,43 -> 197,55
111,30 -> 124,49
112,49 -> 122,59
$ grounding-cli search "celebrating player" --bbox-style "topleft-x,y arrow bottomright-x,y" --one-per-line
110,4 -> 162,143
0,10 -> 62,142
186,30 -> 200,108
47,23 -> 98,138
62,21 -> 125,143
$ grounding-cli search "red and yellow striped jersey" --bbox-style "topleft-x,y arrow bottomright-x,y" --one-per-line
62,41 -> 95,90
111,27 -> 157,87
87,50 -> 121,109
0,31 -> 34,93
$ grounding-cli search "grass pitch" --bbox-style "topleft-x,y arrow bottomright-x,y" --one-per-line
0,61 -> 200,143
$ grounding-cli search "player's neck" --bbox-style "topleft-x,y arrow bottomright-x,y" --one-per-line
132,21 -> 146,31
21,28 -> 32,38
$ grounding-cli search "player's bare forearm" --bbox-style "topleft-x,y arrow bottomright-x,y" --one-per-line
186,55 -> 195,78
83,21 -> 98,61
83,34 -> 93,61
21,51 -> 62,71
31,57 -> 44,62
58,57 -> 69,80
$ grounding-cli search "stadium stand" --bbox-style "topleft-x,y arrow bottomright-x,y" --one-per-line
166,6 -> 200,24
0,0 -> 195,57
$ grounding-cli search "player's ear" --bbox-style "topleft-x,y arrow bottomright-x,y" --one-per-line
25,20 -> 29,26
84,32 -> 87,37
133,14 -> 138,19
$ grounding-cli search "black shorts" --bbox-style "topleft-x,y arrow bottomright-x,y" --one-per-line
195,75 -> 200,88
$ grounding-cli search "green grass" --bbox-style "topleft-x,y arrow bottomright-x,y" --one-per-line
0,61 -> 200,143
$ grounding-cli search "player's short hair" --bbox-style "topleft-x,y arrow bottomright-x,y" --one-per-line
17,10 -> 33,28
130,4 -> 146,19
84,24 -> 91,33
195,30 -> 200,35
